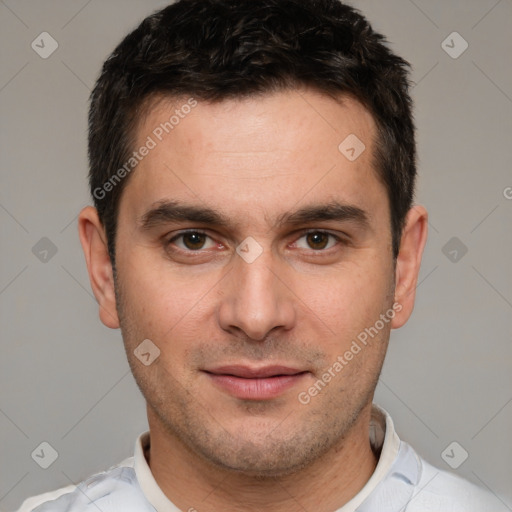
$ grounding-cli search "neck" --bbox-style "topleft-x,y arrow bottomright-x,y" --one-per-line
146,404 -> 378,512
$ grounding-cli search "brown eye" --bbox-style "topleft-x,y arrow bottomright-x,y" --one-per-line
292,229 -> 346,254
306,232 -> 330,250
168,231 -> 216,251
181,232 -> 207,250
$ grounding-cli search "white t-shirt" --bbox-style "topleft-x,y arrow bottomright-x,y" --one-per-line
15,405 -> 506,511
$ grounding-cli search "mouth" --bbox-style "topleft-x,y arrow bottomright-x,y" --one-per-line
203,365 -> 309,400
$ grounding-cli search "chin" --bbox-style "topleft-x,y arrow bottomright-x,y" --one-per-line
190,425 -> 334,479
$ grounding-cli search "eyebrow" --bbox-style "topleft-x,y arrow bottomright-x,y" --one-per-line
138,200 -> 371,232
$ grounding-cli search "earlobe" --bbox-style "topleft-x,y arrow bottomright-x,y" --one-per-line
78,206 -> 120,329
391,205 -> 428,329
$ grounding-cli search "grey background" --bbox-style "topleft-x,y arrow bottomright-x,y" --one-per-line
0,0 -> 511,510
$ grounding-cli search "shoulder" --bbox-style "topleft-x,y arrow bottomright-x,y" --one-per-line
15,484 -> 76,512
14,457 -> 152,512
406,450 -> 507,512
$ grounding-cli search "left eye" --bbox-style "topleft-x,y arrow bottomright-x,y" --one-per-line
294,231 -> 339,250
169,231 -> 217,251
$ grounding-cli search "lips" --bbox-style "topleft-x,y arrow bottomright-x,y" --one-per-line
207,365 -> 304,378
203,365 -> 308,400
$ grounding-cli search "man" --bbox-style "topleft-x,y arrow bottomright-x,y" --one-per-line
17,0 -> 506,510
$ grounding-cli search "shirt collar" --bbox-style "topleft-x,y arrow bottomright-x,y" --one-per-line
133,431 -> 180,511
335,404 -> 402,511
133,404 -> 402,512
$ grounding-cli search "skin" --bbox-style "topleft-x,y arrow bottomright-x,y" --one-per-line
78,88 -> 428,512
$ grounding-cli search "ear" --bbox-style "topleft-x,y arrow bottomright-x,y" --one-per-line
78,206 -> 120,329
391,205 -> 428,329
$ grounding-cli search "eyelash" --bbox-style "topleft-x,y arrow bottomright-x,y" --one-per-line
165,229 -> 346,254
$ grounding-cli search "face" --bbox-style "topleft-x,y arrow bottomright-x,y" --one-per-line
107,90 -> 399,476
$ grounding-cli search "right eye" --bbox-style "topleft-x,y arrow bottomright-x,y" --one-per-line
166,231 -> 217,251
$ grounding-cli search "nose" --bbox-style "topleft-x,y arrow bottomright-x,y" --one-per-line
217,248 -> 297,341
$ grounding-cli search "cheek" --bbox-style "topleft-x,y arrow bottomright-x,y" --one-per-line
114,260 -> 173,352
118,247 -> 194,316
293,259 -> 392,338
116,253 -> 219,369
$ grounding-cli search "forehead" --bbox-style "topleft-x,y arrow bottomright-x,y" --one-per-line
120,89 -> 385,227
